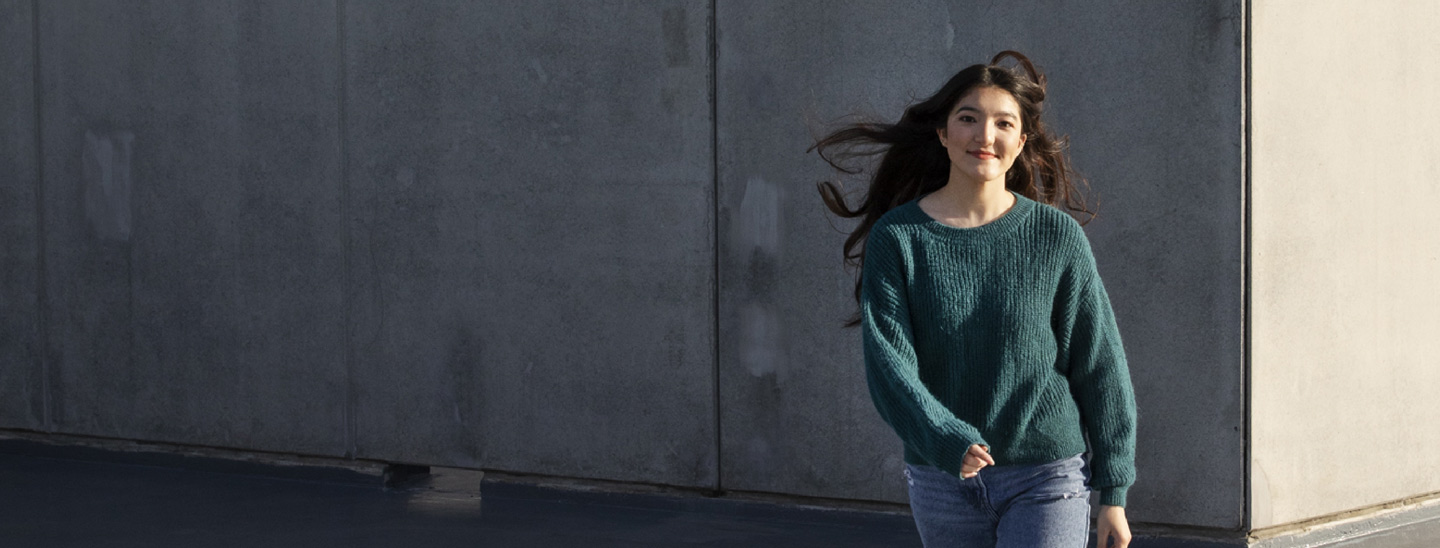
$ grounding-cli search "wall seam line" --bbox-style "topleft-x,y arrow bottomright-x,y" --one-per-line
709,0 -> 723,495
337,0 -> 356,459
1241,0 -> 1254,534
31,0 -> 51,431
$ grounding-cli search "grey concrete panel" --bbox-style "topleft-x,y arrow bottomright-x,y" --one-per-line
0,0 -> 41,429
343,2 -> 717,486
39,1 -> 346,454
717,0 -> 1245,528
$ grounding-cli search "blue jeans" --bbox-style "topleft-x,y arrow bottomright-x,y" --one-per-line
905,453 -> 1091,548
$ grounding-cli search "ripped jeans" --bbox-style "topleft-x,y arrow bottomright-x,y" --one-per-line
904,453 -> 1091,548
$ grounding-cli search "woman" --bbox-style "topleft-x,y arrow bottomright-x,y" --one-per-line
813,51 -> 1137,548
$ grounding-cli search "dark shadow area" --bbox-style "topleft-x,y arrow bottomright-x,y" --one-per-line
0,443 -> 921,547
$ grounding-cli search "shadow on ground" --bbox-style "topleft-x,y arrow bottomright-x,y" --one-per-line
0,442 -> 919,548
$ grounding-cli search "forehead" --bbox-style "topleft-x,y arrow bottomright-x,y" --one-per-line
950,86 -> 1021,115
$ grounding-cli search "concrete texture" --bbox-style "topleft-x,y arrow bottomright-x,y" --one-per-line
341,1 -> 717,486
716,0 -> 1246,529
36,1 -> 347,454
0,0 -> 41,430
1250,0 -> 1440,529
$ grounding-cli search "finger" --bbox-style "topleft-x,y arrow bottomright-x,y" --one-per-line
1109,527 -> 1132,548
973,447 -> 995,466
963,453 -> 991,469
966,445 -> 986,462
971,445 -> 995,465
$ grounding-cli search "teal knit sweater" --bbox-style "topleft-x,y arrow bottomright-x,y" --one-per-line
860,191 -> 1137,507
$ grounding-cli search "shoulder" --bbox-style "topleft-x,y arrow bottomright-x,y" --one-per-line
1017,200 -> 1098,277
869,200 -> 926,246
863,201 -> 930,275
1023,200 -> 1090,251
875,199 -> 925,231
1026,200 -> 1085,237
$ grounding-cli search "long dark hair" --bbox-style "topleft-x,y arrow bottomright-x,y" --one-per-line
812,50 -> 1093,327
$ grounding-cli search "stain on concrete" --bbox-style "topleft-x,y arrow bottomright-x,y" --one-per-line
735,177 -> 784,383
739,303 -> 779,379
82,129 -> 134,242
662,8 -> 690,68
446,320 -> 483,461
737,177 -> 780,256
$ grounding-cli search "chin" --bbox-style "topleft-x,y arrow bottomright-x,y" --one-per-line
960,170 -> 1004,185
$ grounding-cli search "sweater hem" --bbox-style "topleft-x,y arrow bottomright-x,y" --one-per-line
901,440 -> 1088,475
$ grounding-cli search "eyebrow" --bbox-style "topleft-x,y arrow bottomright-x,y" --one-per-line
955,106 -> 1019,119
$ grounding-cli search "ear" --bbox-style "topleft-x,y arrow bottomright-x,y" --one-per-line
936,127 -> 948,147
1018,132 -> 1027,151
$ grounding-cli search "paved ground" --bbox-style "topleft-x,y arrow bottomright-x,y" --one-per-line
0,440 -> 920,548
1,439 -> 1436,547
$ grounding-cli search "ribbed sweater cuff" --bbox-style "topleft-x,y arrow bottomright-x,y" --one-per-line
1099,486 -> 1128,507
944,438 -> 988,478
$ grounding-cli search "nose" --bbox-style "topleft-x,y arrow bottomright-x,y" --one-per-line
974,122 -> 996,145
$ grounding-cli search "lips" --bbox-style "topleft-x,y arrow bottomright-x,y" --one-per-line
967,150 -> 997,160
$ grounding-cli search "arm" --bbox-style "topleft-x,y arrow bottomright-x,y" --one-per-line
860,229 -> 989,477
1056,241 -> 1137,508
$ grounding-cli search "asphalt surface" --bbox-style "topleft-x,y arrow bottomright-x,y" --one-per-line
0,441 -> 920,548
1,439 -> 1436,547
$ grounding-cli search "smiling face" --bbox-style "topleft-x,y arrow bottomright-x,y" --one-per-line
936,86 -> 1027,188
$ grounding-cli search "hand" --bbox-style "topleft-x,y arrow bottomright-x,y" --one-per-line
959,444 -> 994,478
1095,505 -> 1132,548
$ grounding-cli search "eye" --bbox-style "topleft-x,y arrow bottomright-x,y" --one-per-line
958,115 -> 977,123
997,120 -> 1016,129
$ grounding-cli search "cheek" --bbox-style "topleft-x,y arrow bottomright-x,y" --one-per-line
943,124 -> 961,145
1007,136 -> 1026,157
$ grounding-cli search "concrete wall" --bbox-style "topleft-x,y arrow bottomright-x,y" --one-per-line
36,0 -> 349,455
1,0 -> 40,430
9,0 -> 718,488
1250,0 -> 1440,529
2,0 -> 1248,532
340,1 -> 717,484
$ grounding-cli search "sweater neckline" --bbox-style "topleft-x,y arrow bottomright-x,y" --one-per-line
907,190 -> 1035,241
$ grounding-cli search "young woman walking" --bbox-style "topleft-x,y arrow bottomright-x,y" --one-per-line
814,51 -> 1137,548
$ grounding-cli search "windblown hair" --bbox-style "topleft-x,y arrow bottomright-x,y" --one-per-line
812,50 -> 1094,327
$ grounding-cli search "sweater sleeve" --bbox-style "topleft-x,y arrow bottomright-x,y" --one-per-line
860,228 -> 989,477
1057,239 -> 1138,507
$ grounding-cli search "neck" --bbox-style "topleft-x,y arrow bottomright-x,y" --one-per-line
925,176 -> 1015,226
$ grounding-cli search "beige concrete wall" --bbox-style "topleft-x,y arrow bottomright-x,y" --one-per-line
1251,0 -> 1440,530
